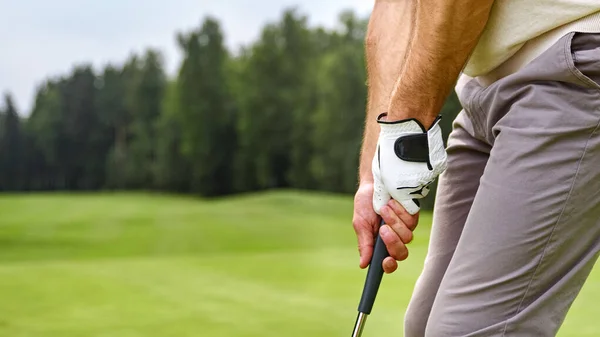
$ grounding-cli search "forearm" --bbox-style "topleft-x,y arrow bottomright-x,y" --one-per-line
388,0 -> 495,126
359,0 -> 416,184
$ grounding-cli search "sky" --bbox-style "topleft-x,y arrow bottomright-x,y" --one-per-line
0,0 -> 373,114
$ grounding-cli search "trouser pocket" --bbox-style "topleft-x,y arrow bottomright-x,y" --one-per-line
567,32 -> 600,90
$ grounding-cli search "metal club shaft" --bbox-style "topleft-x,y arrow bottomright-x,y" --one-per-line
351,312 -> 368,337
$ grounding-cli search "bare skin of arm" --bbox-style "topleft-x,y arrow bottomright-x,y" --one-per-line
388,0 -> 496,125
358,1 -> 415,184
354,0 -> 417,273
354,0 -> 495,273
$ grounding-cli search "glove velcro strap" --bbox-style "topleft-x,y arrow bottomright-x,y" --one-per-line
378,113 -> 443,171
394,134 -> 430,164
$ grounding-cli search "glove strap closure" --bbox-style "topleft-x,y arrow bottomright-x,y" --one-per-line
378,112 -> 442,171
394,134 -> 432,170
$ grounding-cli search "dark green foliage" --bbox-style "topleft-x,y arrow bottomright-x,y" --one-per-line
25,66 -> 111,190
310,11 -> 368,193
96,63 -> 133,189
154,80 -> 191,192
235,21 -> 294,190
175,17 -> 236,196
126,50 -> 167,188
1,9 -> 462,209
0,94 -> 24,191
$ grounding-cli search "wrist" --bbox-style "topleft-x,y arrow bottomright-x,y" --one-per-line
385,110 -> 438,129
359,173 -> 374,186
387,95 -> 441,127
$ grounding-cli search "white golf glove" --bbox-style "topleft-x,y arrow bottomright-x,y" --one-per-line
372,113 -> 448,215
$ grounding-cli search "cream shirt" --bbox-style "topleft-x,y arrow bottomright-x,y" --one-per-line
457,1 -> 600,94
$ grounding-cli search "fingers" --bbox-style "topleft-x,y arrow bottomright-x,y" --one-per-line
353,183 -> 381,269
355,179 -> 420,273
353,216 -> 375,269
379,199 -> 420,272
387,199 -> 419,231
380,205 -> 413,244
380,224 -> 409,262
383,256 -> 398,274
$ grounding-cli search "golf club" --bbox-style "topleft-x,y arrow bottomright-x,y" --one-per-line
351,219 -> 389,337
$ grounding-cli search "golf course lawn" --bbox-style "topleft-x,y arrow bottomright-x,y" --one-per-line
0,191 -> 598,336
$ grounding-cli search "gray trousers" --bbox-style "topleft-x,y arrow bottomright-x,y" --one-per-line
404,32 -> 600,336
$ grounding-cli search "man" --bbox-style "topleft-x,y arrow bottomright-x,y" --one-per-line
353,0 -> 600,335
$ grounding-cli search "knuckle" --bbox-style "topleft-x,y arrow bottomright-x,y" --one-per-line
390,200 -> 411,219
389,222 -> 412,244
383,229 -> 407,261
380,213 -> 393,225
352,217 -> 364,231
392,200 -> 407,214
402,229 -> 413,244
380,205 -> 389,215
383,242 -> 399,259
398,246 -> 409,261
381,227 -> 398,243
405,217 -> 417,229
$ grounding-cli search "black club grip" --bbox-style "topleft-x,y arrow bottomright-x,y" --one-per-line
357,219 -> 389,314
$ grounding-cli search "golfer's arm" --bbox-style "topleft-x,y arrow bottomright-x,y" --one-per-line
359,1 -> 415,184
387,0 -> 495,127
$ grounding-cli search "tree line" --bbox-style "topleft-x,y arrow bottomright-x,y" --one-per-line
0,9 -> 460,209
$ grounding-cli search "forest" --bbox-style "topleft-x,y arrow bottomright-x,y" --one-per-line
0,9 -> 461,209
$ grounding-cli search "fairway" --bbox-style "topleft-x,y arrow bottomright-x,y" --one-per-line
0,191 -> 598,336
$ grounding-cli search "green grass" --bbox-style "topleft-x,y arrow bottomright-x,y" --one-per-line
0,191 -> 597,336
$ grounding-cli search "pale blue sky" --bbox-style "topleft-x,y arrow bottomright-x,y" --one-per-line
0,0 -> 373,114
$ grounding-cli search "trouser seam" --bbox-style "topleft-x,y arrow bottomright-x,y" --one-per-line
463,84 -> 488,143
500,111 -> 600,337
474,88 -> 489,142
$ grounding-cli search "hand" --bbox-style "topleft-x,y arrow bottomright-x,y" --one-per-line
372,114 -> 447,215
379,198 -> 419,273
353,183 -> 380,269
353,183 -> 419,274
